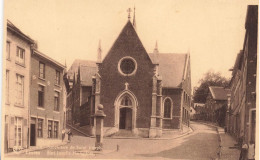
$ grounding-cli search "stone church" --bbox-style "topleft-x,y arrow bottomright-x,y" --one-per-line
64,11 -> 192,138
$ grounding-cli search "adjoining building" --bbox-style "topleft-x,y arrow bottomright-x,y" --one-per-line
64,59 -> 97,127
29,49 -> 66,147
4,20 -> 35,152
64,12 -> 192,138
226,5 -> 257,146
205,86 -> 230,126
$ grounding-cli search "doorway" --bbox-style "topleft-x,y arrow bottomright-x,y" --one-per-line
30,124 -> 36,146
119,108 -> 132,130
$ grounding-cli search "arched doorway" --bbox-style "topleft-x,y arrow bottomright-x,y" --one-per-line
114,91 -> 137,133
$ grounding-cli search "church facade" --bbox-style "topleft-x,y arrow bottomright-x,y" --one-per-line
65,16 -> 191,138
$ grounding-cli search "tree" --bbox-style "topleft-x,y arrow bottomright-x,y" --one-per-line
193,70 -> 230,103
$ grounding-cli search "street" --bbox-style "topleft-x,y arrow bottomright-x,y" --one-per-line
6,121 -> 224,159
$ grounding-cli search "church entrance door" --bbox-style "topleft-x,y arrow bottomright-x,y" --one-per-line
119,108 -> 132,130
114,91 -> 137,133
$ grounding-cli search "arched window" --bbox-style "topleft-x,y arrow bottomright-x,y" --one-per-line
164,98 -> 172,118
121,96 -> 132,106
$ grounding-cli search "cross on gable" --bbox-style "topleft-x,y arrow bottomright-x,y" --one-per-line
127,8 -> 132,20
125,82 -> 129,90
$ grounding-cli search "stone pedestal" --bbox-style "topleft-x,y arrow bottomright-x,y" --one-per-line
94,104 -> 106,149
149,127 -> 157,138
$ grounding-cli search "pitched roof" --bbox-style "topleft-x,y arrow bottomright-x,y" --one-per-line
7,20 -> 35,44
149,53 -> 187,88
67,59 -> 97,86
33,49 -> 65,69
80,65 -> 97,86
209,86 -> 230,101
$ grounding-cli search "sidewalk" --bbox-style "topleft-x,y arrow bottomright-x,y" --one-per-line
105,125 -> 193,140
68,122 -> 193,140
4,141 -> 68,157
195,121 -> 240,160
218,128 -> 240,160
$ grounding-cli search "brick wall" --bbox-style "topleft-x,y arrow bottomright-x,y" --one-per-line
30,54 -> 64,141
162,89 -> 182,129
99,21 -> 154,128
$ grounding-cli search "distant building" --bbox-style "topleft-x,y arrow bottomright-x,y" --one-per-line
4,20 -> 35,152
29,49 -> 66,147
226,5 -> 257,145
205,86 -> 230,126
64,59 -> 97,129
64,14 -> 192,138
189,107 -> 196,120
193,103 -> 206,120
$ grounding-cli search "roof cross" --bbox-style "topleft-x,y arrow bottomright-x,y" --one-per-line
125,82 -> 129,90
127,8 -> 132,20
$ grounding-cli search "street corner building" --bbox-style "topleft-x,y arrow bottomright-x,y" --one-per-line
64,13 -> 192,138
4,20 -> 35,152
3,20 -> 66,153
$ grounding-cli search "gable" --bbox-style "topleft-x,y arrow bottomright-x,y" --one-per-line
102,21 -> 153,66
209,86 -> 230,100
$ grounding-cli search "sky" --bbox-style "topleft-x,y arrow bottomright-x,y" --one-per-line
4,0 -> 258,88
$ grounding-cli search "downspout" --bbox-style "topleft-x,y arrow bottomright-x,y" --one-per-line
180,88 -> 184,131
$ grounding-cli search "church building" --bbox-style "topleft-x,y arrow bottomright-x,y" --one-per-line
65,9 -> 192,138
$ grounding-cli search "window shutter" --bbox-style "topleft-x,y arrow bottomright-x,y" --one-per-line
9,117 -> 15,148
24,119 -> 27,126
23,119 -> 28,148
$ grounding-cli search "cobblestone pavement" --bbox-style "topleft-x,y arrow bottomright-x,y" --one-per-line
6,122 -> 220,159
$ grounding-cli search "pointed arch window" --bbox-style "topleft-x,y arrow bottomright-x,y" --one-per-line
164,98 -> 173,119
121,96 -> 132,106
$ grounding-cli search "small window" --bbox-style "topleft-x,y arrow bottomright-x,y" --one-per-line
55,70 -> 60,85
16,47 -> 25,65
54,121 -> 59,138
38,85 -> 44,107
164,98 -> 172,118
48,120 -> 53,138
54,91 -> 60,111
39,62 -> 45,79
37,119 -> 43,137
6,41 -> 10,59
